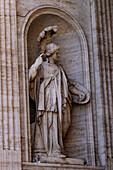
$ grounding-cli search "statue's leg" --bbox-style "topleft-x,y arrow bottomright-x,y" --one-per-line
48,111 -> 53,155
41,111 -> 48,153
48,112 -> 61,156
52,112 -> 61,153
41,111 -> 58,156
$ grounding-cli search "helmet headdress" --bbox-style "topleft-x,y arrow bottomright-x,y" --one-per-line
37,26 -> 59,57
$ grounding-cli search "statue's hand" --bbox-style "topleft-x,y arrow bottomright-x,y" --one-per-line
78,93 -> 86,102
35,53 -> 43,68
69,79 -> 90,104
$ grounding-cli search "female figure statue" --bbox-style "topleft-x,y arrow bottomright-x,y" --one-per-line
29,26 -> 90,158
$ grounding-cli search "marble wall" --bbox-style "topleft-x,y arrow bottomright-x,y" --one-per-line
0,0 -> 113,169
90,0 -> 113,168
17,0 -> 93,165
17,0 -> 113,168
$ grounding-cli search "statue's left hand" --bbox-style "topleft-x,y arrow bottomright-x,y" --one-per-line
78,93 -> 86,102
69,79 -> 90,104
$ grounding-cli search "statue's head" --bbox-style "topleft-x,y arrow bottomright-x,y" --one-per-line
45,43 -> 59,57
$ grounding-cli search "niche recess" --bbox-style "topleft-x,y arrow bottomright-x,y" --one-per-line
21,6 -> 92,162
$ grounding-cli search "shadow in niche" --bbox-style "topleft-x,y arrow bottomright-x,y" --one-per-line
29,96 -> 36,124
64,103 -> 88,159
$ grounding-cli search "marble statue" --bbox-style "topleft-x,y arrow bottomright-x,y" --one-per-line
29,26 -> 90,158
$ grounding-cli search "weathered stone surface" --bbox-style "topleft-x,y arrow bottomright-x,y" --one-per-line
37,157 -> 84,165
29,26 -> 90,160
22,162 -> 105,170
0,0 -> 113,169
17,2 -> 92,164
0,150 -> 21,170
0,0 -> 21,169
90,0 -> 113,167
16,0 -> 113,169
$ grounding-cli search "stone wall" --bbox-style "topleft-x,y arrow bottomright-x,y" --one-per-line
17,0 -> 113,168
0,0 -> 113,169
17,0 -> 93,165
90,0 -> 113,167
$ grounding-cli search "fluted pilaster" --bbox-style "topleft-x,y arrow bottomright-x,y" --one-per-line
90,0 -> 113,167
0,0 -> 21,169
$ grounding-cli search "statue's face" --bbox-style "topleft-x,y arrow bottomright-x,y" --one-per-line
51,49 -> 59,61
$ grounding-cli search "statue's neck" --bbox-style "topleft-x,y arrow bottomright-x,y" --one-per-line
48,59 -> 56,64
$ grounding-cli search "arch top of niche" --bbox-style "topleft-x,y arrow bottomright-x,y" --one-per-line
23,5 -> 87,48
22,5 -> 90,90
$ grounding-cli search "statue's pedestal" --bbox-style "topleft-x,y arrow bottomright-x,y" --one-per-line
39,156 -> 84,165
22,162 -> 105,170
22,157 -> 105,170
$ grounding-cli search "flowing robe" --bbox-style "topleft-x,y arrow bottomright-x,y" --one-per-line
29,61 -> 72,156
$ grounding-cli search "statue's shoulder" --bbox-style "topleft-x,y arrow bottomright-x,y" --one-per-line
41,61 -> 48,68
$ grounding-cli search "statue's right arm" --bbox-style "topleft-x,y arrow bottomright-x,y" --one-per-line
29,54 -> 43,81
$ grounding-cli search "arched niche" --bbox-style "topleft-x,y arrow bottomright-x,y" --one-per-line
21,5 -> 93,163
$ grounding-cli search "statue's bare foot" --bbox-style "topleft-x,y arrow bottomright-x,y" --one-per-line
58,154 -> 66,158
48,149 -> 66,158
48,153 -> 66,158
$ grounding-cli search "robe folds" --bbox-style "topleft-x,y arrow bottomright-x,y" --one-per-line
29,61 -> 72,154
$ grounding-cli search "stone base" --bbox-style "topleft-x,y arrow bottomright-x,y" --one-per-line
0,149 -> 21,170
22,162 -> 105,170
39,156 -> 84,165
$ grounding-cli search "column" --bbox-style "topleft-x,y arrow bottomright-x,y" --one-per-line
0,0 -> 21,169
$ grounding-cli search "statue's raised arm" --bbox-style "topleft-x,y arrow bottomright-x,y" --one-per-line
29,53 -> 43,81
